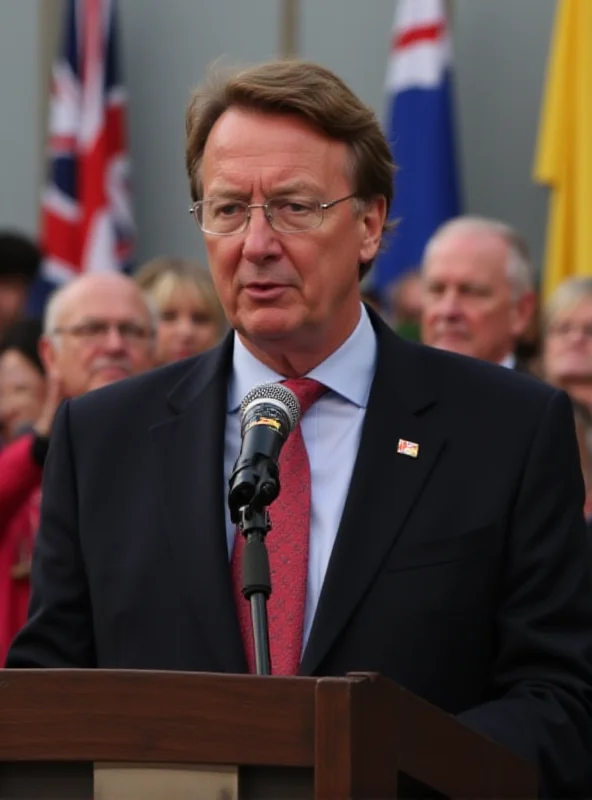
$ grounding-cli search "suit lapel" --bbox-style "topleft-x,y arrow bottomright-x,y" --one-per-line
150,335 -> 246,673
300,318 -> 446,675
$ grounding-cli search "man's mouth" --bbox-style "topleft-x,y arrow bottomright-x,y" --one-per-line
244,283 -> 287,300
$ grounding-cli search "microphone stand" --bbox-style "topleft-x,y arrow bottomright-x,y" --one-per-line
231,455 -> 279,676
237,505 -> 272,676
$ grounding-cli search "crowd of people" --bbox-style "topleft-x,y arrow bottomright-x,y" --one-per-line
0,56 -> 591,796
1,213 -> 591,665
0,235 -> 226,663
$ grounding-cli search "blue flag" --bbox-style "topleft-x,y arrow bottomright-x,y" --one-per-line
373,0 -> 461,294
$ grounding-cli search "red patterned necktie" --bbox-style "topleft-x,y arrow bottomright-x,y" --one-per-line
231,377 -> 327,675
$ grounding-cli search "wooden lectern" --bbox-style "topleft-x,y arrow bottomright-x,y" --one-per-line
0,670 -> 536,799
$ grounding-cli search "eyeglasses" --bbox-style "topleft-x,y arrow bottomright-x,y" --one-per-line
52,320 -> 153,344
188,194 -> 357,235
548,321 -> 592,340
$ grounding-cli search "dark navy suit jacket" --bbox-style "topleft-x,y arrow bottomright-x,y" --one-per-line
8,311 -> 592,797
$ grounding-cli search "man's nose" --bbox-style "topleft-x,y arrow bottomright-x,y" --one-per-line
434,289 -> 463,317
104,325 -> 127,351
241,207 -> 283,264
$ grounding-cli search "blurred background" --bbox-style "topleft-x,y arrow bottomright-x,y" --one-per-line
0,0 -> 556,271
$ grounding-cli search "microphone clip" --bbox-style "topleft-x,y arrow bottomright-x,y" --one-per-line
228,453 -> 280,525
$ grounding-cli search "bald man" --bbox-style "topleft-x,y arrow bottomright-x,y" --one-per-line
421,217 -> 537,370
0,273 -> 155,663
39,272 -> 156,401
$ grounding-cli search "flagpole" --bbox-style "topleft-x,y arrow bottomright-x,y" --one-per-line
38,0 -> 65,229
445,0 -> 454,32
279,0 -> 300,57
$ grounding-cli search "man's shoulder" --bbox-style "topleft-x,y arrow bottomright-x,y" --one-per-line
370,308 -> 555,412
68,352 -> 217,422
423,342 -> 548,394
388,333 -> 558,414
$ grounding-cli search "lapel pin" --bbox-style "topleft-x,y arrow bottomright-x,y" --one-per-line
397,439 -> 419,458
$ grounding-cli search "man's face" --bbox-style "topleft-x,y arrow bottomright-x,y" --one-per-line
42,278 -> 155,398
0,277 -> 29,334
199,109 -> 385,365
544,298 -> 592,384
421,231 -> 531,363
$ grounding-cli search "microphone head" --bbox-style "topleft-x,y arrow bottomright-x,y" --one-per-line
240,382 -> 300,432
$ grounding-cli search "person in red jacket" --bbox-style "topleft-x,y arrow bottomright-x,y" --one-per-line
0,272 -> 155,664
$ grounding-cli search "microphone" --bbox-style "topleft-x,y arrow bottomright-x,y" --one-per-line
228,382 -> 300,521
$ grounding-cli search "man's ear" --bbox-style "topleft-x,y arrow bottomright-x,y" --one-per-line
359,196 -> 387,264
39,335 -> 56,375
511,290 -> 537,338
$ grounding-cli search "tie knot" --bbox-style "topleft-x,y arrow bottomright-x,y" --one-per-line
282,377 -> 327,417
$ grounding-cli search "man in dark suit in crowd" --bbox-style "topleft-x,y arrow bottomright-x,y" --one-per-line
0,272 -> 156,664
7,60 -> 592,797
420,216 -> 540,373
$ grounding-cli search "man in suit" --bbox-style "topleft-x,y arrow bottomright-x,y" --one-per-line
0,272 -> 155,664
7,60 -> 592,797
420,216 -> 539,372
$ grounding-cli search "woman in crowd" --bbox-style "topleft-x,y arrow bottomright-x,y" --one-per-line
543,277 -> 592,529
0,319 -> 47,665
0,318 -> 46,444
135,257 -> 225,365
543,276 -> 592,414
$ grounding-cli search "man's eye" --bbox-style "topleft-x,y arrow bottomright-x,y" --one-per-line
276,200 -> 314,214
213,203 -> 244,217
81,323 -> 104,335
121,324 -> 147,338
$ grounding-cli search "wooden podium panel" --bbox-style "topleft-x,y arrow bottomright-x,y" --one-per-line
0,670 -> 537,799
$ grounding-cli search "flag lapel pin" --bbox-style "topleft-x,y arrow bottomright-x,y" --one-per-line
397,439 -> 419,458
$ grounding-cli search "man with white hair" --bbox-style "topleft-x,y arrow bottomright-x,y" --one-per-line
420,216 -> 537,369
0,272 -> 154,663
38,271 -> 156,402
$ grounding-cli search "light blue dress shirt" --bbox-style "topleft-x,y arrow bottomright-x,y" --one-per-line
224,304 -> 377,647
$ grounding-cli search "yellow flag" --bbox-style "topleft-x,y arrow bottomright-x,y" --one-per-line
533,0 -> 592,300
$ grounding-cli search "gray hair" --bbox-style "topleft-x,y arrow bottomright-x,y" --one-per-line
43,284 -> 68,338
43,278 -> 158,344
422,216 -> 535,300
544,276 -> 592,331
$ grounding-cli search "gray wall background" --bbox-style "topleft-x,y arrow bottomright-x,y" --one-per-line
0,0 -> 41,237
0,0 -> 556,278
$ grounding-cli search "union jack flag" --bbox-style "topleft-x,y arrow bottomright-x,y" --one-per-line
39,0 -> 134,291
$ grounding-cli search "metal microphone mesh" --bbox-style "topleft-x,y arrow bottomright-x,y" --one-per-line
240,382 -> 300,432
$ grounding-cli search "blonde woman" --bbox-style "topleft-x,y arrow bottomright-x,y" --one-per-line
135,257 -> 225,365
543,277 -> 592,413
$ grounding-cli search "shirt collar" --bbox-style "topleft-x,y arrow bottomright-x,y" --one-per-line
499,352 -> 516,369
228,304 -> 377,412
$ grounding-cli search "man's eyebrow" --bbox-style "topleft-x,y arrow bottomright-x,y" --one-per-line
206,181 -> 322,199
63,316 -> 141,326
70,316 -> 104,324
268,181 -> 321,196
204,187 -> 251,200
